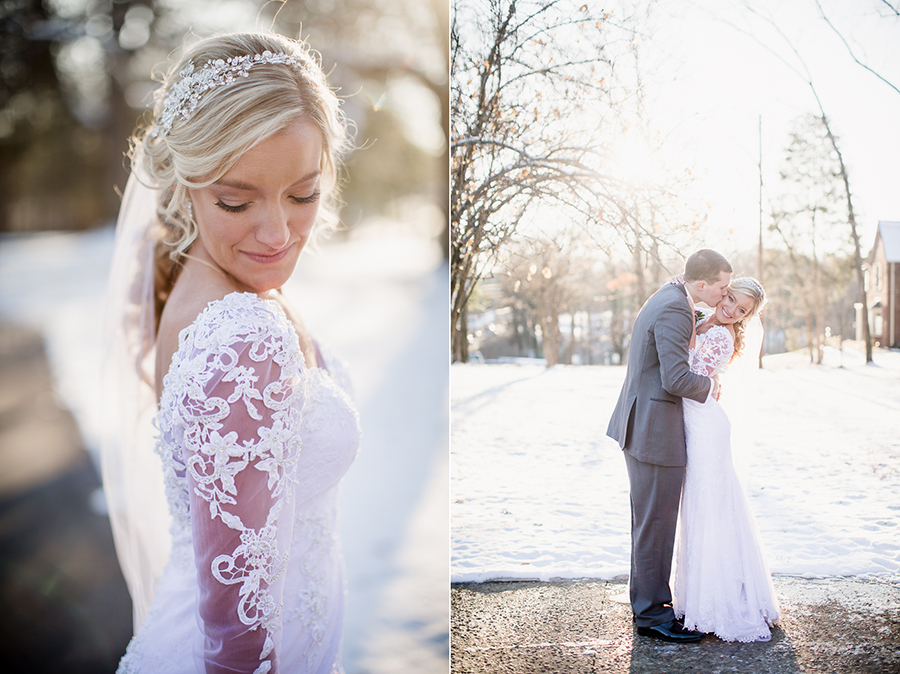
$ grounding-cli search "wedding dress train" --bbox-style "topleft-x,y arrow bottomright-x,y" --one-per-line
673,324 -> 780,642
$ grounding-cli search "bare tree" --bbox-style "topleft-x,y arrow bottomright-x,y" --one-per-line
497,236 -> 580,366
738,3 -> 875,362
450,0 -> 632,361
769,114 -> 851,363
451,0 -> 707,362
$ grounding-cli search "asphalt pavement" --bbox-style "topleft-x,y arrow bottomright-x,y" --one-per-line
452,576 -> 900,673
0,323 -> 132,673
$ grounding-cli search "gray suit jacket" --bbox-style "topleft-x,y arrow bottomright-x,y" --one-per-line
606,283 -> 711,467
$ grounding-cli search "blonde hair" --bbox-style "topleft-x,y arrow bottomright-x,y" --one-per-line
129,32 -> 350,327
729,276 -> 766,359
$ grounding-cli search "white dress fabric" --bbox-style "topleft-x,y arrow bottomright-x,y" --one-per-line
117,292 -> 360,673
673,323 -> 780,642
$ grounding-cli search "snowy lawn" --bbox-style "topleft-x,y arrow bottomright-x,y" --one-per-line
451,349 -> 900,583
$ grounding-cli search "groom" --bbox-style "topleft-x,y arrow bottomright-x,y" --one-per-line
606,249 -> 732,643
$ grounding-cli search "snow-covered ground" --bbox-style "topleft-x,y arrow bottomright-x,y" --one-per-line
451,348 -> 900,584
0,225 -> 449,673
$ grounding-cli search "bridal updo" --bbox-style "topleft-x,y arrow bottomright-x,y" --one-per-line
129,32 -> 350,329
729,276 -> 766,359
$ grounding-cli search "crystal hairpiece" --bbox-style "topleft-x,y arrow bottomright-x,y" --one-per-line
734,277 -> 765,299
154,50 -> 302,136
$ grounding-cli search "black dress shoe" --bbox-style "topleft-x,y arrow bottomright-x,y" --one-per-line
636,619 -> 703,643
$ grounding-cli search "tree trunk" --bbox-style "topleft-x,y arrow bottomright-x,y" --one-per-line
542,315 -> 560,367
812,232 -> 824,365
453,298 -> 469,363
819,114 -> 873,362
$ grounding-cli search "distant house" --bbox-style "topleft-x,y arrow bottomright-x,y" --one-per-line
865,221 -> 900,348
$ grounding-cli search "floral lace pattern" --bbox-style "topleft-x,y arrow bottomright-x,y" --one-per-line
174,295 -> 301,659
119,292 -> 360,673
688,324 -> 734,377
286,507 -> 337,670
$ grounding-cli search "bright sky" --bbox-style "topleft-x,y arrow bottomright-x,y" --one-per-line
632,0 -> 900,256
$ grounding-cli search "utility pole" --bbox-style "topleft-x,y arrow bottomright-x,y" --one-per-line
758,115 -> 763,284
758,115 -> 764,369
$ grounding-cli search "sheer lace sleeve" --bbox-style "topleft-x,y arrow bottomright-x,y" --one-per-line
177,294 -> 304,674
688,324 -> 735,378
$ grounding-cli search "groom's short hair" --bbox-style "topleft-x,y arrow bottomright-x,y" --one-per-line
684,249 -> 732,284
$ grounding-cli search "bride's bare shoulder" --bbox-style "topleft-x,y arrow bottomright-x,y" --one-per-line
154,264 -> 239,388
161,268 -> 235,335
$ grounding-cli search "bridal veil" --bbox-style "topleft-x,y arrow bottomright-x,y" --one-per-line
100,158 -> 172,629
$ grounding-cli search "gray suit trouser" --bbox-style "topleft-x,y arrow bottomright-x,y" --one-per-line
623,450 -> 684,627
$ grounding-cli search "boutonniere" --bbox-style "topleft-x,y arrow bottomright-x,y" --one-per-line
694,309 -> 707,325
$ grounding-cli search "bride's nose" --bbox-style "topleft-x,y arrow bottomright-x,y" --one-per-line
256,203 -> 291,250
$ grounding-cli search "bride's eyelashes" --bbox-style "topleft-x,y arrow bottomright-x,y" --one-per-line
215,199 -> 249,213
291,190 -> 321,205
214,191 -> 321,213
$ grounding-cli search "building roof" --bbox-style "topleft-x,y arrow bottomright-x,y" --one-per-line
878,221 -> 900,262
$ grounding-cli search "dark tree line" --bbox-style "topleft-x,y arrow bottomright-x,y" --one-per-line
0,0 -> 447,245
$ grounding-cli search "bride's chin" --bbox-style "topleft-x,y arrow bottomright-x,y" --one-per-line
239,272 -> 292,295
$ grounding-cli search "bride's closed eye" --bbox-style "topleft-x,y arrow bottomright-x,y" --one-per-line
291,190 -> 321,205
215,199 -> 249,213
214,191 -> 320,213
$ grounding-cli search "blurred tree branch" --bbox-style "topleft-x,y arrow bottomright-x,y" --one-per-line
880,0 -> 900,16
814,0 -> 900,96
1,0 -> 448,245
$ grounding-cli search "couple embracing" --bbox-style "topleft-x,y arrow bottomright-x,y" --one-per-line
607,249 -> 780,644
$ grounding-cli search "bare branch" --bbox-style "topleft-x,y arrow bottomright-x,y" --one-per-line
735,1 -> 875,362
815,0 -> 900,96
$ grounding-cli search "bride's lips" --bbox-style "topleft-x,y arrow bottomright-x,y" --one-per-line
241,244 -> 293,264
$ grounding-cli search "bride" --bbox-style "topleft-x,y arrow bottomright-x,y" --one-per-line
672,276 -> 781,642
102,33 -> 359,673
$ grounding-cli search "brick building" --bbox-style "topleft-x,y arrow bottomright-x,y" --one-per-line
865,221 -> 900,348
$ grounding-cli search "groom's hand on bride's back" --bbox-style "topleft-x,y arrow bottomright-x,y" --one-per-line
711,375 -> 721,401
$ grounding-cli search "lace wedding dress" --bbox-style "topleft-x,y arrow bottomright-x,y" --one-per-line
673,323 -> 780,642
117,292 -> 360,673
